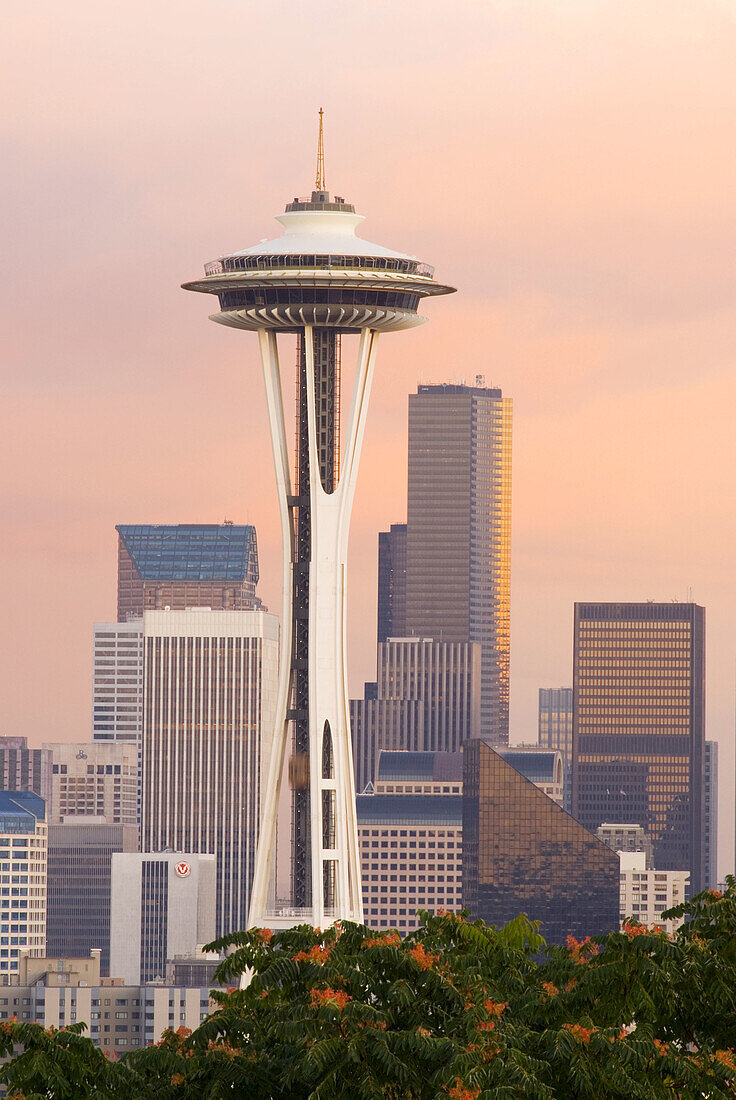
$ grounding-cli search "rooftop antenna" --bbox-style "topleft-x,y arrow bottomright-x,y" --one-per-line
315,107 -> 325,191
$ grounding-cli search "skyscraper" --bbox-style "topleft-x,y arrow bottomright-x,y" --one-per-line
0,737 -> 52,808
350,637 -> 481,795
91,620 -> 143,746
571,602 -> 705,894
184,121 -> 454,930
140,609 -> 279,935
405,383 -> 512,745
116,524 -> 260,622
538,688 -> 574,770
46,820 -> 138,974
704,740 -> 718,890
377,524 -> 407,643
463,740 -> 619,943
0,792 -> 47,981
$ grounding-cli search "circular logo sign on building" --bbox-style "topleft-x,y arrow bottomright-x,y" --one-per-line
175,861 -> 191,878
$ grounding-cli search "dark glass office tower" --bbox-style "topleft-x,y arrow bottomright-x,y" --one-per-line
571,602 -> 705,894
377,524 -> 407,643
463,739 -> 619,943
405,384 -> 512,744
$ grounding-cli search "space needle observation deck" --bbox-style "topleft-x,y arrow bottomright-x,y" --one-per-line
182,115 -> 455,930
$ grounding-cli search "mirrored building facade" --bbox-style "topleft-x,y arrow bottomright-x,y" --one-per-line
463,740 -> 619,943
571,602 -> 705,895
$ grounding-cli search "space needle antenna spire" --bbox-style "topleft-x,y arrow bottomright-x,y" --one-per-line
315,107 -> 326,191
183,126 -> 455,933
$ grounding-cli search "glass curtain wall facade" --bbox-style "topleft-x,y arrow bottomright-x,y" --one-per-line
463,740 -> 619,943
46,822 -> 138,975
377,524 -> 407,643
405,384 -> 512,745
571,602 -> 705,894
116,524 -> 260,622
704,740 -> 717,890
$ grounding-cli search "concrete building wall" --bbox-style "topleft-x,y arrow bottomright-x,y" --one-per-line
109,853 -> 216,985
44,742 -> 138,826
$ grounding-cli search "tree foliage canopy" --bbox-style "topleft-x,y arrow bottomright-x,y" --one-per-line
2,883 -> 736,1098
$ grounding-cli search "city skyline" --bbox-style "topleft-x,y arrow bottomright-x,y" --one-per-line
3,0 -> 736,879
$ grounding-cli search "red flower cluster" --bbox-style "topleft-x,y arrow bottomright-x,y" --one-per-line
566,934 -> 600,962
622,920 -> 649,938
255,927 -> 272,945
563,1023 -> 593,1043
362,932 -> 401,948
714,1050 -> 736,1071
541,981 -> 559,997
653,1038 -> 669,1056
409,944 -> 439,970
292,944 -> 331,964
447,1078 -> 480,1100
310,988 -> 350,1010
484,1000 -> 508,1017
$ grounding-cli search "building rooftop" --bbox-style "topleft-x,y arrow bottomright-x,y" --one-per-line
0,790 -> 45,830
377,751 -> 463,783
117,524 -> 258,584
356,793 -> 462,827
496,749 -> 560,784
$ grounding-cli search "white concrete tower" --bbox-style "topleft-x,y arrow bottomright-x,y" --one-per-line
183,120 -> 455,929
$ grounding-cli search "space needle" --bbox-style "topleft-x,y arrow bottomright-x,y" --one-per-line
183,113 -> 455,929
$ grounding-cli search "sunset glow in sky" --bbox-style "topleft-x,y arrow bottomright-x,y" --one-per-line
2,0 -> 735,872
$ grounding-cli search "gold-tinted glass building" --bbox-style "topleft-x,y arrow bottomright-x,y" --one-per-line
463,740 -> 619,943
405,384 -> 512,744
571,602 -> 705,894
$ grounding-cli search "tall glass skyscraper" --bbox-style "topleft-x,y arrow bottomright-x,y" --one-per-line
404,383 -> 512,744
571,602 -> 705,894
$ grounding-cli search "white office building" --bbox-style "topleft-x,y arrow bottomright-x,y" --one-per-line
109,852 -> 216,984
91,620 -> 144,746
140,609 -> 279,936
0,792 -> 47,982
618,851 -> 689,935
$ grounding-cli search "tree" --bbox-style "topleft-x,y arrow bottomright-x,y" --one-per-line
2,884 -> 736,1098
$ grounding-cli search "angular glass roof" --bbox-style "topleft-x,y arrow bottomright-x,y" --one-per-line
117,524 -> 257,584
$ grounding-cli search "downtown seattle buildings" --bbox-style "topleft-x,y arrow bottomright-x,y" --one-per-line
0,792 -> 47,982
404,383 -> 512,746
183,153 -> 454,929
571,602 -> 705,894
140,609 -> 278,935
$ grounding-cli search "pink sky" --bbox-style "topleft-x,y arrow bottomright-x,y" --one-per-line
2,0 -> 735,873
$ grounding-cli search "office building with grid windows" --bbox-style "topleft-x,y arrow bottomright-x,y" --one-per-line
116,524 -> 261,622
463,740 -> 619,943
538,688 -> 573,784
0,738 -> 53,809
91,620 -> 143,747
0,792 -> 47,983
140,609 -> 278,936
46,820 -> 138,975
404,383 -> 512,745
357,750 -> 463,935
1,953 -> 218,1054
109,853 -> 216,985
618,851 -> 688,935
571,602 -> 705,894
350,637 -> 480,795
44,742 -> 138,826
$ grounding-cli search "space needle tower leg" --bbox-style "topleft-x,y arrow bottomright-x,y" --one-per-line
247,329 -> 295,929
248,327 -> 376,929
